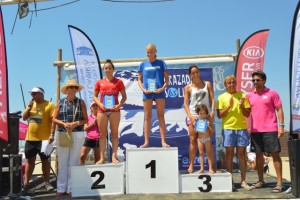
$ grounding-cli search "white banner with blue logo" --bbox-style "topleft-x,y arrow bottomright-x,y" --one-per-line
68,25 -> 102,108
59,58 -> 235,171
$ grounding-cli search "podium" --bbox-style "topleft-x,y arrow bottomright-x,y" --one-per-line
71,163 -> 125,197
126,147 -> 179,194
71,147 -> 233,197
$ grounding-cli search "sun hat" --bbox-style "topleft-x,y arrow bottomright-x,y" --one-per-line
29,87 -> 45,94
61,79 -> 83,94
90,101 -> 97,108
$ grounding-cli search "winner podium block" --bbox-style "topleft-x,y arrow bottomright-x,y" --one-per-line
180,172 -> 232,193
71,163 -> 125,197
126,147 -> 179,194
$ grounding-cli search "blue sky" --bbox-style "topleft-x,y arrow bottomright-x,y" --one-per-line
1,0 -> 298,126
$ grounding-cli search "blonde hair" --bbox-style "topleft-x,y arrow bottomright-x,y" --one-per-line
146,43 -> 157,50
223,75 -> 236,86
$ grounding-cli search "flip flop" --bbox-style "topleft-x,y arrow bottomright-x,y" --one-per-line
251,181 -> 266,189
271,184 -> 285,193
241,184 -> 252,191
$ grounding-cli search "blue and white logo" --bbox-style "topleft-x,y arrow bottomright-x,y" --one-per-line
167,87 -> 178,98
76,46 -> 94,56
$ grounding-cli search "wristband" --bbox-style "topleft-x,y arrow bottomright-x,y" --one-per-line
279,123 -> 285,127
50,133 -> 54,137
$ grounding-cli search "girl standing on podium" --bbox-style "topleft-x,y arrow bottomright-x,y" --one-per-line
195,104 -> 215,174
138,43 -> 170,148
183,64 -> 215,173
93,59 -> 127,164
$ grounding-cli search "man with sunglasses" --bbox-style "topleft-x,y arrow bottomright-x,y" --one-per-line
22,87 -> 55,195
247,71 -> 285,193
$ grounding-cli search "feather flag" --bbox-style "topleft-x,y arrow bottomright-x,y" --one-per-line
68,25 -> 102,108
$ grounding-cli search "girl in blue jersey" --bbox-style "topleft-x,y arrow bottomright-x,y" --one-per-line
138,44 -> 170,148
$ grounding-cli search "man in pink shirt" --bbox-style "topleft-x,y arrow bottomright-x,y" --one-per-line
247,71 -> 285,193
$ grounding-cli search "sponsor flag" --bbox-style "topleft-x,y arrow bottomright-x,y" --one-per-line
68,25 -> 102,108
0,6 -> 9,142
290,1 -> 300,135
235,29 -> 269,94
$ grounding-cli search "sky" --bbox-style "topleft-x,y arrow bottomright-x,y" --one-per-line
1,0 -> 298,127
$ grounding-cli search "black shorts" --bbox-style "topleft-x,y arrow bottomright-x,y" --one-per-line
24,141 -> 50,160
83,137 -> 99,148
250,132 -> 281,153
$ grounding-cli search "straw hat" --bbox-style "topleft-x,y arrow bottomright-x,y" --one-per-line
61,79 -> 83,94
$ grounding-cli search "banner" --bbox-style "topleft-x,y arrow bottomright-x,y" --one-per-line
235,29 -> 269,94
68,25 -> 102,109
290,1 -> 300,134
0,7 -> 9,143
59,58 -> 235,170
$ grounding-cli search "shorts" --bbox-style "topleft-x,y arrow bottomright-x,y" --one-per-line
222,129 -> 249,147
83,137 -> 99,148
250,132 -> 281,153
143,92 -> 166,101
24,141 -> 50,160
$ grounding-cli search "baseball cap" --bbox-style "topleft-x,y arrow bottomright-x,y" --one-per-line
29,87 -> 45,94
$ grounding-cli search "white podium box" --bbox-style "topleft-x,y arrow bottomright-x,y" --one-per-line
71,163 -> 125,197
180,172 -> 232,193
126,147 -> 179,194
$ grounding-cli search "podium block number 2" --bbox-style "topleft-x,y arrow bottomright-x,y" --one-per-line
146,160 -> 156,178
91,171 -> 105,189
71,163 -> 125,197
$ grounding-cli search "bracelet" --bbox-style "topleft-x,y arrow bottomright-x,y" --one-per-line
279,123 -> 285,127
50,133 -> 54,137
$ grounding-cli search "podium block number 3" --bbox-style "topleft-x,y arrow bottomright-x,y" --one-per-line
198,175 -> 212,192
91,171 -> 105,190
146,160 -> 156,178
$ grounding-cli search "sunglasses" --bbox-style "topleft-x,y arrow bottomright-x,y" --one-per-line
68,86 -> 79,89
252,79 -> 263,83
31,92 -> 39,96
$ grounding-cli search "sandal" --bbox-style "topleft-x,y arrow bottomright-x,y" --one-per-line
241,183 -> 252,191
250,181 -> 266,189
271,184 -> 284,193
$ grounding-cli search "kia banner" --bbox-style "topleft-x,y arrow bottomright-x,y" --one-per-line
0,7 -> 9,143
235,29 -> 269,94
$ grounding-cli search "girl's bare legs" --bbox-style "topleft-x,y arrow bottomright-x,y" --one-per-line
205,141 -> 215,174
197,139 -> 205,173
96,112 -> 108,164
155,98 -> 169,147
80,146 -> 91,165
140,100 -> 153,148
187,125 -> 197,173
109,112 -> 121,163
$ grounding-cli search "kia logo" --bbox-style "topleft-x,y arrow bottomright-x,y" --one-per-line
243,46 -> 264,59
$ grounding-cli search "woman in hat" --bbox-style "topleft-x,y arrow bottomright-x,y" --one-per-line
53,79 -> 88,196
93,59 -> 127,164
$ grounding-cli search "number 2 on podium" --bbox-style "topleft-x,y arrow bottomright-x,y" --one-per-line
145,160 -> 156,178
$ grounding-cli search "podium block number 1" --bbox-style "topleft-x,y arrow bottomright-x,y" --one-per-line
146,160 -> 156,178
126,147 -> 179,194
